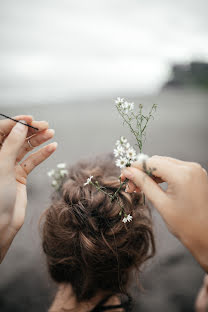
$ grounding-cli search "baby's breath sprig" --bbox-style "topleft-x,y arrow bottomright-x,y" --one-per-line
115,97 -> 157,153
47,163 -> 68,191
84,98 -> 157,223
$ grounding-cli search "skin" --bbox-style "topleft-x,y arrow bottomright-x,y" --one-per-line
195,275 -> 208,312
122,155 -> 208,273
0,115 -> 57,263
49,284 -> 123,312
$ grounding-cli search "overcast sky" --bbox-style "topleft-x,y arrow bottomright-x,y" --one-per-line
0,0 -> 208,104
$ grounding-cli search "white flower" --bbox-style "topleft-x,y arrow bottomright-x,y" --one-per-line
126,148 -> 136,160
124,142 -> 131,149
122,214 -> 133,223
115,97 -> 124,105
84,175 -> 93,186
114,145 -> 125,157
57,163 -> 66,169
60,169 -> 68,177
47,169 -> 55,177
136,153 -> 149,163
120,101 -> 134,113
128,102 -> 134,111
115,157 -> 128,169
51,180 -> 58,187
120,136 -> 127,144
115,139 -> 121,147
122,216 -> 128,223
126,214 -> 133,222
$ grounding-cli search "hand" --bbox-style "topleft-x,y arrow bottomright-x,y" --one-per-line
0,116 -> 57,263
195,275 -> 208,312
122,156 -> 208,272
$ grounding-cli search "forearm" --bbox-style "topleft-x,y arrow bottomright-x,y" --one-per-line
182,232 -> 208,273
0,216 -> 18,264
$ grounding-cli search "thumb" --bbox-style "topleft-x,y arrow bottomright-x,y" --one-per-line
1,120 -> 28,163
123,167 -> 168,210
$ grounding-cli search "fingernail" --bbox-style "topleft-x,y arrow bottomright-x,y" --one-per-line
47,142 -> 58,152
14,120 -> 27,132
47,129 -> 55,136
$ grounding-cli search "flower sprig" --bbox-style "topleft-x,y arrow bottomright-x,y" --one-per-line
83,97 -> 157,223
47,163 -> 68,191
115,97 -> 157,153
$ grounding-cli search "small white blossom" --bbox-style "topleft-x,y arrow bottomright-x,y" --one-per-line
113,145 -> 125,157
47,169 -> 55,177
120,136 -> 127,144
57,163 -> 66,169
115,97 -> 124,105
122,216 -> 128,223
115,139 -> 121,147
126,148 -> 136,160
51,180 -> 58,187
84,175 -> 93,186
126,214 -> 133,222
122,214 -> 133,223
115,157 -> 128,169
60,169 -> 68,177
136,153 -> 149,163
124,142 -> 131,149
128,102 -> 134,111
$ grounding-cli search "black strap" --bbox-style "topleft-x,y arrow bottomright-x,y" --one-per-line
90,294 -> 131,312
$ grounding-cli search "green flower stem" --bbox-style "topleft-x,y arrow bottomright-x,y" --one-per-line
111,179 -> 128,202
90,181 -> 113,199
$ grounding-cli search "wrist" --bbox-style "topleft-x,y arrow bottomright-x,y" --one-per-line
182,232 -> 208,273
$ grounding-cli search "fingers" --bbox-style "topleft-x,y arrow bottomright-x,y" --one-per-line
125,180 -> 141,193
26,120 -> 49,137
16,129 -> 55,162
131,156 -> 181,183
1,120 -> 28,164
122,167 -> 167,209
20,142 -> 58,176
0,115 -> 33,134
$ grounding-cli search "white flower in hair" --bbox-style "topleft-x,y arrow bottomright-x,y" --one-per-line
84,176 -> 94,186
122,214 -> 133,223
47,163 -> 68,190
57,163 -> 66,169
47,169 -> 55,177
52,180 -> 58,187
136,153 -> 149,163
60,169 -> 68,177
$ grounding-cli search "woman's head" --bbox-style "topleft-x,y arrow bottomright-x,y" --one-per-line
41,154 -> 155,302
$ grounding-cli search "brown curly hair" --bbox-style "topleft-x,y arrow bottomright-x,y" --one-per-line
41,154 -> 155,303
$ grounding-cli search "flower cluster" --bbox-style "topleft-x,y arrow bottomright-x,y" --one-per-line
47,163 -> 68,191
114,136 -> 149,169
122,214 -> 133,223
115,97 -> 134,114
114,136 -> 137,168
